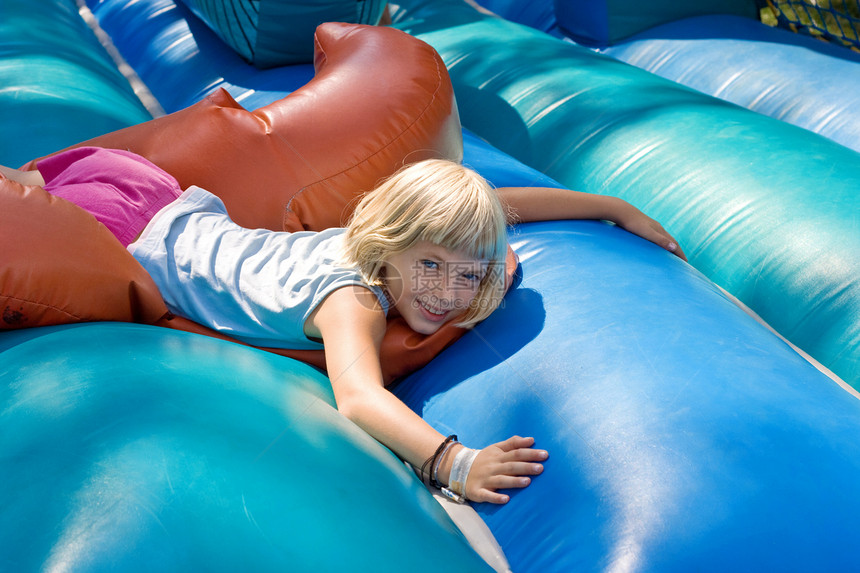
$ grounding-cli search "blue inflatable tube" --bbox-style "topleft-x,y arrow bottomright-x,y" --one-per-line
396,217 -> 860,572
472,0 -> 562,37
4,0 -> 860,571
82,0 -> 314,113
388,0 -> 860,388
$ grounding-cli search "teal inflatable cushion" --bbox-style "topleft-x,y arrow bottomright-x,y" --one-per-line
602,14 -> 860,154
0,323 -> 493,572
178,0 -> 388,68
0,0 -> 152,166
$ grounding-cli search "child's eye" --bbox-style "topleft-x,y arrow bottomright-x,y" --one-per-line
421,259 -> 440,270
453,271 -> 484,287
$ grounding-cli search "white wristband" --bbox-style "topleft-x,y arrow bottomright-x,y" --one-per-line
447,447 -> 479,497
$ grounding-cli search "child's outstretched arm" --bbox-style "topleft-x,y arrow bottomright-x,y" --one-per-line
309,285 -> 547,504
497,186 -> 687,261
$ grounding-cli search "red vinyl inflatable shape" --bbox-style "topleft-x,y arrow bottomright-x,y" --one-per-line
0,176 -> 167,328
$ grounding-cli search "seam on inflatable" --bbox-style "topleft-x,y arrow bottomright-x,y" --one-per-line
1,294 -> 84,323
718,286 -> 860,401
75,0 -> 166,118
281,46 -> 449,229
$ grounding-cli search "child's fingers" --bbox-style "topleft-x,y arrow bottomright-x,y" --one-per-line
668,241 -> 688,261
493,469 -> 542,488
499,459 -> 545,477
470,473 -> 537,504
649,229 -> 688,261
493,435 -> 535,452
466,438 -> 549,503
622,218 -> 688,261
490,441 -> 548,466
652,225 -> 688,261
503,447 -> 549,464
472,489 -> 511,504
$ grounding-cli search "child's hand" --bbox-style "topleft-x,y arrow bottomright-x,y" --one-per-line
464,436 -> 548,504
615,205 -> 687,261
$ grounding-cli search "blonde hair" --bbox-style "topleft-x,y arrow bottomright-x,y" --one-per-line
343,159 -> 509,327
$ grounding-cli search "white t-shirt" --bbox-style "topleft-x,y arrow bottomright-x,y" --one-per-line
129,185 -> 388,349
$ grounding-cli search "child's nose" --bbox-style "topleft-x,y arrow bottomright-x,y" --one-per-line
425,286 -> 457,309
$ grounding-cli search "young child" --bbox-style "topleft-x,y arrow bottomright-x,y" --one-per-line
2,146 -> 684,504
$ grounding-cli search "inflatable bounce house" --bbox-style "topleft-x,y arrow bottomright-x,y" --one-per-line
3,0 -> 860,570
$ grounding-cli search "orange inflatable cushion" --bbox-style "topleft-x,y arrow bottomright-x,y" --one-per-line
0,175 -> 167,329
29,22 -> 464,234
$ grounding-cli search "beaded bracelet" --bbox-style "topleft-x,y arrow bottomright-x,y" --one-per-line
432,440 -> 459,489
420,434 -> 458,489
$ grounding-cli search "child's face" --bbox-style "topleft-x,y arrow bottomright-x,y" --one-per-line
382,241 -> 487,335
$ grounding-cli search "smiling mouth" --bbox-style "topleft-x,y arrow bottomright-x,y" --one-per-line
417,299 -> 449,320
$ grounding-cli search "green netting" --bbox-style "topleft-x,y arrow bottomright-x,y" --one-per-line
761,0 -> 860,50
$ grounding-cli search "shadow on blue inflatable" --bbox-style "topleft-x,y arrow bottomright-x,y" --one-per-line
3,0 -> 860,571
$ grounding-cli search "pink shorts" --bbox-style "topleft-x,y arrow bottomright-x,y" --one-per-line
40,147 -> 183,247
